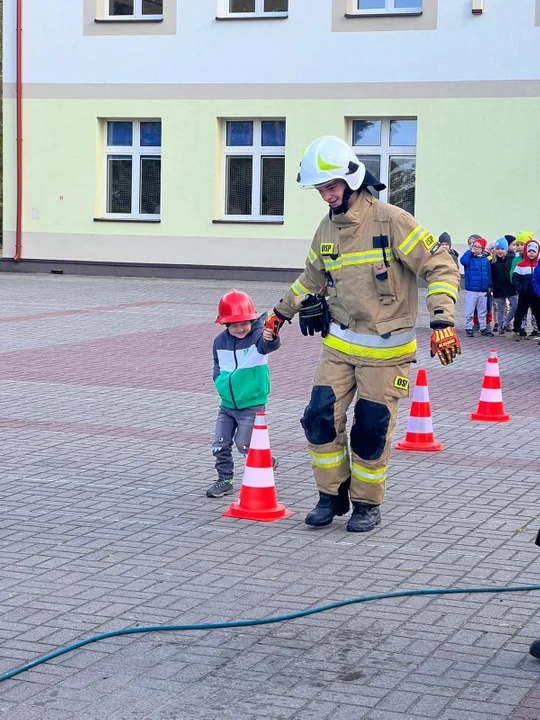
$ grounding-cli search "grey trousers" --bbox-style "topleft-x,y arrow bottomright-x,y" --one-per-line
494,296 -> 518,329
465,290 -> 488,330
212,405 -> 264,480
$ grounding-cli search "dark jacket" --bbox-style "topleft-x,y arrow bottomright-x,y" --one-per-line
512,241 -> 539,297
212,316 -> 280,410
491,255 -> 517,298
460,250 -> 492,292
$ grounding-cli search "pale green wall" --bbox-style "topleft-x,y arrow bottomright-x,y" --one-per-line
3,97 -> 540,265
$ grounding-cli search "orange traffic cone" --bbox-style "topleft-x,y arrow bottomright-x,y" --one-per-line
223,413 -> 292,522
470,350 -> 511,422
395,369 -> 443,452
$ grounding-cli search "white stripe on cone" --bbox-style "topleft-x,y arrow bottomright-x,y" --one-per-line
249,426 -> 270,450
411,386 -> 430,402
484,363 -> 501,378
479,388 -> 503,403
254,414 -> 266,427
405,416 -> 434,434
241,465 -> 275,488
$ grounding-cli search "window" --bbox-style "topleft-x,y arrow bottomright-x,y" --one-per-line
222,120 -> 286,221
217,0 -> 288,18
355,0 -> 422,13
104,120 -> 162,219
106,0 -> 163,19
351,119 -> 417,215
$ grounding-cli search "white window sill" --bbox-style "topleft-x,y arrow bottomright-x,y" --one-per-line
95,17 -> 164,24
213,219 -> 284,225
94,217 -> 161,223
345,10 -> 422,17
216,13 -> 288,20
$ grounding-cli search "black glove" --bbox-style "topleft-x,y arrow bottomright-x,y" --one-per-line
299,294 -> 331,338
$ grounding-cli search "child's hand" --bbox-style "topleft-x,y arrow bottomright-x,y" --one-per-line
263,328 -> 275,342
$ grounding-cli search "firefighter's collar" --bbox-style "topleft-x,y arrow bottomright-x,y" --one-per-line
329,191 -> 373,228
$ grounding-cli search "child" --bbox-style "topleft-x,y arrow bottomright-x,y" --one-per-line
207,289 -> 280,498
466,234 -> 492,331
532,260 -> 540,345
460,237 -> 494,337
438,232 -> 459,268
491,237 -> 518,334
511,231 -> 538,337
512,239 -> 540,341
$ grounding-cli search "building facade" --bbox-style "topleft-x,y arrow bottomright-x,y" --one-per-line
2,0 -> 540,274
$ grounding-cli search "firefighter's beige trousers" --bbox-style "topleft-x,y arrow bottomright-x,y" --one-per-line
302,345 -> 411,505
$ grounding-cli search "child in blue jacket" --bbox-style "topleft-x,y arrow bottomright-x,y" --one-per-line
460,237 -> 494,337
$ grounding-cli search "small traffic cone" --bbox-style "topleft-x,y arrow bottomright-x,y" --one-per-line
470,349 -> 511,422
395,369 -> 443,452
223,413 -> 292,522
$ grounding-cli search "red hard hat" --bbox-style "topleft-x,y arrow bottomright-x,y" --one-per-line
216,289 -> 258,324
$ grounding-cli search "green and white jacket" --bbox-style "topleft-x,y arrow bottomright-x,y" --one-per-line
212,317 -> 280,410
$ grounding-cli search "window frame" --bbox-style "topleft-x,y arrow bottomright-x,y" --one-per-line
352,0 -> 422,15
221,119 -> 286,223
105,0 -> 163,21
103,119 -> 162,221
351,118 -> 417,212
216,0 -> 288,20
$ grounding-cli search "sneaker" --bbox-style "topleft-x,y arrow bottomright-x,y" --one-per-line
520,329 -> 527,338
481,329 -> 494,337
493,323 -> 499,332
465,329 -> 474,337
472,325 -> 480,333
498,327 -> 506,336
206,479 -> 234,498
530,330 -> 540,338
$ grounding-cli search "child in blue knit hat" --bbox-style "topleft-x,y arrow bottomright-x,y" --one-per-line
491,237 -> 518,335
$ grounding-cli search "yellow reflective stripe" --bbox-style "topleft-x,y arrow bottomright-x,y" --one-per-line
291,279 -> 310,296
308,248 -> 318,264
399,226 -> 429,256
309,449 -> 347,469
324,335 -> 417,360
323,250 -> 394,271
351,463 -> 386,484
427,282 -> 459,301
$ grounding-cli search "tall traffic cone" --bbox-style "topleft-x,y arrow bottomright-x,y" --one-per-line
223,413 -> 292,522
395,369 -> 443,452
470,350 -> 511,422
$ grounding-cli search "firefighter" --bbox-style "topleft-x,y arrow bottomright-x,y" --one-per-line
265,136 -> 461,533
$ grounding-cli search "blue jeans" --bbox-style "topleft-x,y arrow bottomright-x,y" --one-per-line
212,405 -> 264,480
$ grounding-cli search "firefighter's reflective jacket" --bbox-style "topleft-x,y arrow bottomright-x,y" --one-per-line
276,191 -> 460,365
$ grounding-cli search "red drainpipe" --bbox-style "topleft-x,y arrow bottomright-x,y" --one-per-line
14,0 -> 23,261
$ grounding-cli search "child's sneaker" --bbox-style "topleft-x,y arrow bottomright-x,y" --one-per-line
465,329 -> 474,337
472,325 -> 480,333
530,330 -> 540,338
206,479 -> 234,498
493,323 -> 499,332
520,329 -> 527,338
498,327 -> 506,335
481,329 -> 494,337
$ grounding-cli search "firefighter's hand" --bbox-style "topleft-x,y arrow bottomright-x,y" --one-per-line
264,308 -> 289,339
299,294 -> 331,338
430,326 -> 461,366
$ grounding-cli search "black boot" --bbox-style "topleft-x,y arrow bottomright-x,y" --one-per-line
347,502 -> 381,533
305,492 -> 342,527
530,640 -> 540,659
336,478 -> 351,516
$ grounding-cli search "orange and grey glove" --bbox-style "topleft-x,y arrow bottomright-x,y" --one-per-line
430,325 -> 461,366
264,308 -> 290,339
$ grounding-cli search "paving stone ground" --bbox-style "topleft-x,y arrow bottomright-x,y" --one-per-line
1,273 -> 540,720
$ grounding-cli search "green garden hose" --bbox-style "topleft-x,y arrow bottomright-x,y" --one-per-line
2,583 -> 539,683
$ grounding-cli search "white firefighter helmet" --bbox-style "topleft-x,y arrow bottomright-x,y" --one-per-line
297,136 -> 366,190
